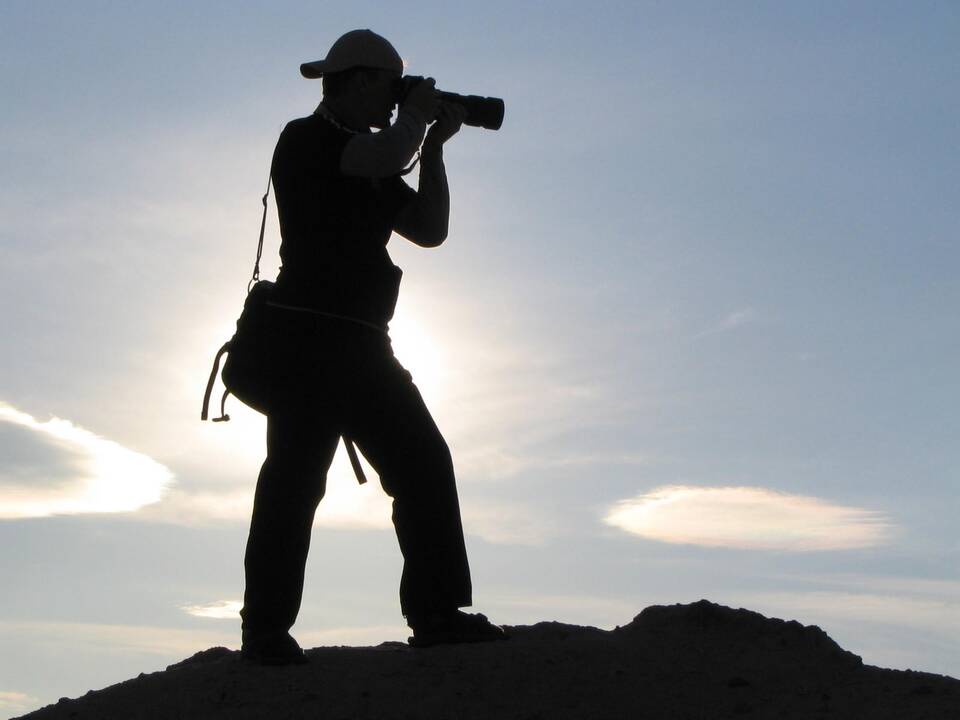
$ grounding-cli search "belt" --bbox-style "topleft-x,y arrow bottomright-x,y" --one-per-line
267,300 -> 378,485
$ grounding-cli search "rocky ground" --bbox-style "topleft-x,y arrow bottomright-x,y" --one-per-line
15,600 -> 960,719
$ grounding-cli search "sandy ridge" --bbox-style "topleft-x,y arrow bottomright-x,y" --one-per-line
16,600 -> 960,719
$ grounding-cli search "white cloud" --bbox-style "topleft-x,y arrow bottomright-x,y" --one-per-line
0,403 -> 173,519
0,691 -> 39,715
181,600 -> 243,620
604,485 -> 895,551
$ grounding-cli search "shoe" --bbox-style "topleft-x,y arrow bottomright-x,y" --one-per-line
407,610 -> 509,648
241,630 -> 308,665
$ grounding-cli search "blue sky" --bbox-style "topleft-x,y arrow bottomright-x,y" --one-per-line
2,1 -> 958,714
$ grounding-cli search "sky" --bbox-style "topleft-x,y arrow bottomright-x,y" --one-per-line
1,0 -> 958,714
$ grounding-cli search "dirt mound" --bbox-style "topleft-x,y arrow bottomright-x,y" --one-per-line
16,600 -> 959,719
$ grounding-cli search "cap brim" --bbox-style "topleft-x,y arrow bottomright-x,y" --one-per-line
300,61 -> 326,79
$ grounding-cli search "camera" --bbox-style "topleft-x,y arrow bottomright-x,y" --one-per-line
393,76 -> 504,131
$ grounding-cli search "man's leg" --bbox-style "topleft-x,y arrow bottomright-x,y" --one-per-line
346,359 -> 472,619
240,410 -> 340,646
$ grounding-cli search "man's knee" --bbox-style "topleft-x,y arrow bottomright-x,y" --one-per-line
380,434 -> 456,499
258,452 -> 329,506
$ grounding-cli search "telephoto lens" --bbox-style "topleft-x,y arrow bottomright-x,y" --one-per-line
394,76 -> 505,131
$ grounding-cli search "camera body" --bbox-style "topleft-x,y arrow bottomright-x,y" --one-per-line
393,76 -> 504,131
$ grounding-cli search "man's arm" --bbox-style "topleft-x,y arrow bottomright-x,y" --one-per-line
338,78 -> 438,178
339,107 -> 426,178
393,102 -> 466,248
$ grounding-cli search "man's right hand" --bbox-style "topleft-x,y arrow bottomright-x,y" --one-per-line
402,77 -> 440,122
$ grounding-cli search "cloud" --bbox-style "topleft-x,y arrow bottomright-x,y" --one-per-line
297,624 -> 409,647
692,306 -> 759,339
475,448 -> 648,481
0,618 -> 406,657
0,619 -> 234,657
736,589 -> 960,634
462,499 -> 558,546
725,586 -> 960,676
486,592 -> 643,628
0,691 -> 39,715
0,403 -> 173,519
181,600 -> 242,620
604,485 -> 895,551
137,449 -> 394,531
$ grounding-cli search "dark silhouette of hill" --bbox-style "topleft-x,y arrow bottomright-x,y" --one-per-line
15,600 -> 959,719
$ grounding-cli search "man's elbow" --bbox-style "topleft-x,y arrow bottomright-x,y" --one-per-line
416,227 -> 447,247
412,214 -> 448,247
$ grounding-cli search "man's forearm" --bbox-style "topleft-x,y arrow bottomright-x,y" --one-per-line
412,143 -> 450,245
339,107 -> 427,178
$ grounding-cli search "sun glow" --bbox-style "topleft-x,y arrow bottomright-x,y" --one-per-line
174,304 -> 450,530
388,308 -> 447,406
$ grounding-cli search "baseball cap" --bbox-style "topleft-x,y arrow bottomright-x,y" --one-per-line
300,29 -> 403,78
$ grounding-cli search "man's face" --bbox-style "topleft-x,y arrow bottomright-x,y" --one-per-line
361,69 -> 401,130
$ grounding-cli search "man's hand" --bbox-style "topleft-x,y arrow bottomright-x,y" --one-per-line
402,78 -> 440,122
424,102 -> 467,150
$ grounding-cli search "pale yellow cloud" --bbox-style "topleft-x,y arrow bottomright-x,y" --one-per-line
181,600 -> 243,620
605,485 -> 895,551
0,403 -> 172,519
297,624 -> 409,647
0,691 -> 39,715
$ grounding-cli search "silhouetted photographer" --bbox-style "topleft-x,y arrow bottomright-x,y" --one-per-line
236,29 -> 507,664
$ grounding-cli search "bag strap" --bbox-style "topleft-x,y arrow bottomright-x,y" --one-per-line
207,169 -> 371,486
201,341 -> 231,421
248,174 -> 272,294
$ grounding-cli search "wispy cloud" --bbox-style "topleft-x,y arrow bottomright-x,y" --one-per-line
0,403 -> 172,519
737,589 -> 960,634
137,450 -> 394,531
605,485 -> 896,551
463,498 -> 558,546
297,624 -> 409,647
0,691 -> 39,715
181,600 -> 242,620
692,306 -> 759,339
726,587 -> 960,676
456,446 -> 649,482
486,592 -> 643,628
0,619 -> 235,657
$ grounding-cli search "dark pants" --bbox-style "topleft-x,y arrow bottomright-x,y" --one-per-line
239,315 -> 472,635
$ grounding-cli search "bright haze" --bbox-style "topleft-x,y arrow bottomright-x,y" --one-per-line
1,2 -> 957,715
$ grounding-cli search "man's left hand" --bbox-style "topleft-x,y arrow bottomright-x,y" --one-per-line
424,102 -> 467,150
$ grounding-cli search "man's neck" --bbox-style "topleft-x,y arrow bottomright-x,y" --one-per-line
319,99 -> 368,132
